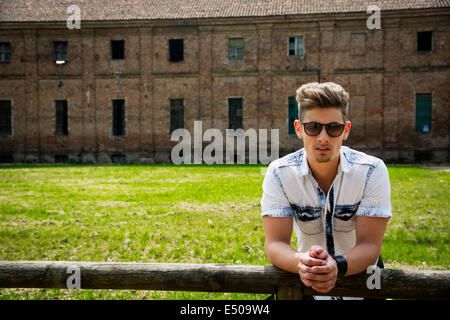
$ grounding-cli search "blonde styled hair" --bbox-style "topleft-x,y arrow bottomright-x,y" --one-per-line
296,82 -> 350,122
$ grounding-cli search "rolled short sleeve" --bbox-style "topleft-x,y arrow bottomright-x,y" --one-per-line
356,161 -> 392,219
261,163 -> 294,218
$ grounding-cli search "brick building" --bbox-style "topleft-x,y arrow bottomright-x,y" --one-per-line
0,0 -> 449,164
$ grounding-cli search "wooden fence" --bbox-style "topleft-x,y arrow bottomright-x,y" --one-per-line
0,261 -> 449,299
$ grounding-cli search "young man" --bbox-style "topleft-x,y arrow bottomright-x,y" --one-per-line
261,82 -> 391,298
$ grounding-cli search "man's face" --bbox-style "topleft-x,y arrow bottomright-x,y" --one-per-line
294,107 -> 351,164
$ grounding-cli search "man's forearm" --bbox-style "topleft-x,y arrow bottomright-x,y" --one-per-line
265,241 -> 300,274
342,242 -> 381,276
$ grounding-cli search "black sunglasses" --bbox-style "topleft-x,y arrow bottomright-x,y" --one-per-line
302,121 -> 346,137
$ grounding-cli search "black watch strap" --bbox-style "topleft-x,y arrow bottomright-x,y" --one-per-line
332,255 -> 348,280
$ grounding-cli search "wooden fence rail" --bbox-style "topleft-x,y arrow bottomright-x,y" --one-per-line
0,261 -> 449,299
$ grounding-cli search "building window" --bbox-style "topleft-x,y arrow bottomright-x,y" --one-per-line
170,99 -> 184,134
111,40 -> 125,60
417,31 -> 432,51
228,38 -> 243,59
53,41 -> 67,64
55,100 -> 68,136
288,36 -> 304,56
0,42 -> 11,63
228,98 -> 243,130
0,100 -> 12,137
416,94 -> 432,133
112,99 -> 125,136
169,39 -> 184,62
288,97 -> 298,135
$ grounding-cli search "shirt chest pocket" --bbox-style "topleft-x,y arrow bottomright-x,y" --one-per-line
333,203 -> 360,232
291,204 -> 323,235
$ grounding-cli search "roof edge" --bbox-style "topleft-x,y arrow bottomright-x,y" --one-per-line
0,7 -> 449,28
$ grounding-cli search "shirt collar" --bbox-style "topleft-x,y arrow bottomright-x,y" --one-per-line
338,147 -> 351,174
299,150 -> 310,176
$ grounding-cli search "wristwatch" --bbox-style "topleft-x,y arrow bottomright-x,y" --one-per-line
332,255 -> 348,280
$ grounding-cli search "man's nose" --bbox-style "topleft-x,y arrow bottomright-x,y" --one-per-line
317,126 -> 329,142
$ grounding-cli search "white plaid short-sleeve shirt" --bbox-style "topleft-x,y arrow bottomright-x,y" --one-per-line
261,146 -> 392,256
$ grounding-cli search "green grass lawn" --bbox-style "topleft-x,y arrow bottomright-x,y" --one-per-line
0,164 -> 448,299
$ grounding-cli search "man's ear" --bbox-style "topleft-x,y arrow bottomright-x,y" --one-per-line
343,121 -> 351,140
294,120 -> 303,139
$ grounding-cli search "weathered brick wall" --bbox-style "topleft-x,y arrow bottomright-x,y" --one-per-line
0,11 -> 449,163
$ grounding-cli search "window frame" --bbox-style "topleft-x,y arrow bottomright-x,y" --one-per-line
168,39 -> 184,63
288,96 -> 298,135
0,42 -> 11,63
228,38 -> 244,60
415,93 -> 432,133
0,100 -> 12,137
169,99 -> 184,134
111,40 -> 125,60
288,36 -> 304,56
228,97 -> 243,130
55,100 -> 69,136
112,99 -> 126,137
53,41 -> 68,64
417,31 -> 433,52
